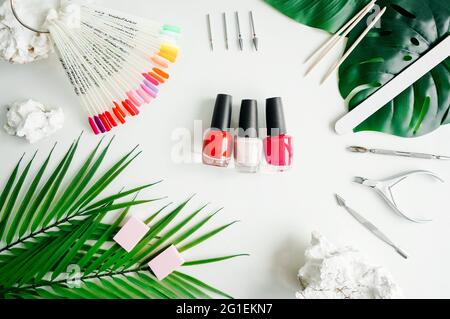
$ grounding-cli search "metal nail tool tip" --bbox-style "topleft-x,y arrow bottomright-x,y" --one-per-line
223,12 -> 229,50
207,14 -> 214,51
335,194 -> 408,259
250,11 -> 258,51
235,11 -> 243,51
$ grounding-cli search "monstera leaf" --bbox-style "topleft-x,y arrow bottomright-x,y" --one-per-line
265,0 -> 450,137
265,0 -> 369,33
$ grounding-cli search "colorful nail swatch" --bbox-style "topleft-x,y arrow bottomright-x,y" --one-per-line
45,4 -> 181,135
148,245 -> 185,280
113,216 -> 150,252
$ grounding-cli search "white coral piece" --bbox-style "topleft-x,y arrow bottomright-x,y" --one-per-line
296,232 -> 403,299
4,99 -> 64,143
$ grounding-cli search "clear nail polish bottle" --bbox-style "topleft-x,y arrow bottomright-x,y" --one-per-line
234,99 -> 262,173
202,94 -> 233,168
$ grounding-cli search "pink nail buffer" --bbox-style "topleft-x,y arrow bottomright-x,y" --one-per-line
148,245 -> 184,280
113,216 -> 149,252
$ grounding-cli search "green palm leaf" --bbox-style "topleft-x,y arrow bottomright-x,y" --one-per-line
0,154 -> 24,216
0,136 -> 244,299
12,144 -> 56,240
0,151 -> 37,239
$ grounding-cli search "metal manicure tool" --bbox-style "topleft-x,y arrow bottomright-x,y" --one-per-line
348,146 -> 450,160
223,12 -> 229,50
207,14 -> 214,51
354,170 -> 445,223
235,11 -> 243,50
249,11 -> 258,51
335,194 -> 408,259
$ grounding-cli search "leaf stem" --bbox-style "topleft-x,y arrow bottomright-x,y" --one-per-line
0,212 -> 84,254
2,265 -> 149,296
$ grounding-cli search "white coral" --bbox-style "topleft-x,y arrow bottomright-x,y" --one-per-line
0,0 -> 53,64
296,232 -> 403,299
0,0 -> 84,64
4,99 -> 64,143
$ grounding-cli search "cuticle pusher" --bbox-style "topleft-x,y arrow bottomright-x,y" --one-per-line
335,194 -> 408,259
348,146 -> 450,160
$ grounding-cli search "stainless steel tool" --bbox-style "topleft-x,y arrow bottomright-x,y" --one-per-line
354,170 -> 444,223
235,11 -> 243,50
335,194 -> 408,259
348,146 -> 450,160
207,14 -> 214,51
249,11 -> 258,51
223,12 -> 229,50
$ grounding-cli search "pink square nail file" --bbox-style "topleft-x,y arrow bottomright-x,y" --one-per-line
148,245 -> 184,280
113,216 -> 149,252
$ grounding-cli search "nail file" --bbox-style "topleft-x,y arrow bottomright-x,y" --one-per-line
335,35 -> 450,135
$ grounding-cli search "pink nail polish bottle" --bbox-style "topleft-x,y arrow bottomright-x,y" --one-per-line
202,94 -> 233,168
234,99 -> 262,173
263,97 -> 293,171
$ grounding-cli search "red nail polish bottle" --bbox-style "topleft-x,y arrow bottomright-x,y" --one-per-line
263,97 -> 293,171
202,94 -> 233,168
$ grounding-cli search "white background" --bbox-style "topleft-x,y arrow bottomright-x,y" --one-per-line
1,0 -> 450,299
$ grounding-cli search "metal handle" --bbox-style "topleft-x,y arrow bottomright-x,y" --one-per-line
394,247 -> 408,259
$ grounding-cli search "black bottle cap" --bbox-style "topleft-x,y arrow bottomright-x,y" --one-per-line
210,94 -> 232,131
266,97 -> 287,136
238,99 -> 259,138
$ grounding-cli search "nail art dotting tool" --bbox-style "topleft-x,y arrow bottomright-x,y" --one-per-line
235,11 -> 243,51
223,12 -> 229,50
348,146 -> 450,160
207,14 -> 214,51
335,194 -> 408,259
249,11 -> 258,51
335,35 -> 450,135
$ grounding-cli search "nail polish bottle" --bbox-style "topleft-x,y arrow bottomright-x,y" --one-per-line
202,94 -> 233,167
234,99 -> 262,173
263,97 -> 293,171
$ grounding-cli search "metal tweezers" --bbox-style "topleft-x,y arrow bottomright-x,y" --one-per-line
354,170 -> 444,223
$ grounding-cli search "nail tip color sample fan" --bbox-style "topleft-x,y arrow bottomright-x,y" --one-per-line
47,4 -> 181,135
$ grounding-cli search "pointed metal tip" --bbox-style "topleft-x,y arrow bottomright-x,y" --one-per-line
335,194 -> 346,207
353,177 -> 366,184
347,146 -> 368,153
253,38 -> 259,51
